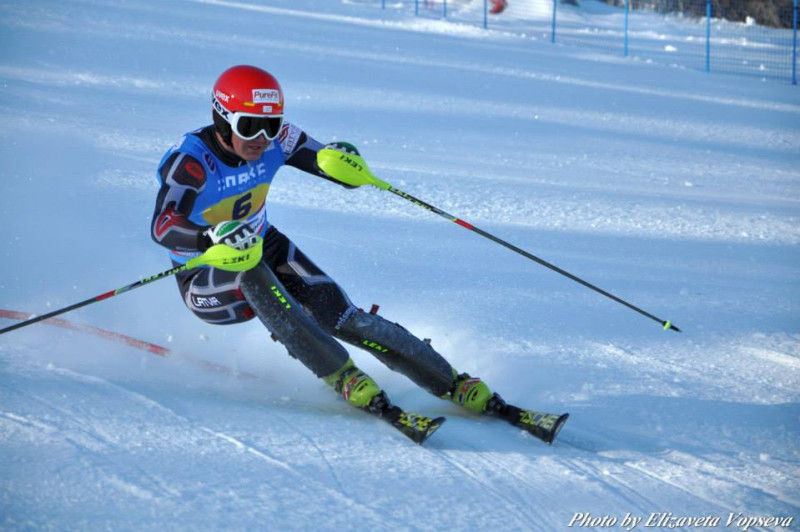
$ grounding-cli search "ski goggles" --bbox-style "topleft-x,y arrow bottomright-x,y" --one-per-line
230,112 -> 284,141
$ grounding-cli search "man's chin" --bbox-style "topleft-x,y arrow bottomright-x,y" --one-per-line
242,146 -> 267,161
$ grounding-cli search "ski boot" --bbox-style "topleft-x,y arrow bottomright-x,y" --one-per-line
324,358 -> 382,408
447,372 -> 568,444
449,372 -> 494,413
324,359 -> 446,444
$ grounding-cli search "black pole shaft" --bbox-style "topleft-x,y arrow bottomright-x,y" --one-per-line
386,186 -> 680,333
0,264 -> 189,336
0,295 -> 112,335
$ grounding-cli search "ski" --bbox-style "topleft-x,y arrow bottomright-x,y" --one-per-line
486,394 -> 569,444
366,392 -> 446,445
386,406 -> 447,444
505,407 -> 569,445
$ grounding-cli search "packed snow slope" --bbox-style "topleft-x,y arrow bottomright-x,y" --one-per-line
1,0 -> 798,530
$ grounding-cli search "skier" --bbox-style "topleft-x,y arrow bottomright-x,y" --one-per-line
151,65 -> 566,443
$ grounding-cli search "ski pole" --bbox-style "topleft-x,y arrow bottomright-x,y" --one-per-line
0,240 -> 263,336
317,145 -> 680,333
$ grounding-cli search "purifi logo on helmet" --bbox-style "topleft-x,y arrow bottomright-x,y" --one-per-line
252,89 -> 280,104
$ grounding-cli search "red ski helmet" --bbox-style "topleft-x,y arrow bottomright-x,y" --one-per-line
212,65 -> 284,144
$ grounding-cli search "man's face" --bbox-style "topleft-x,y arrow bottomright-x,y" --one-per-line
229,132 -> 269,162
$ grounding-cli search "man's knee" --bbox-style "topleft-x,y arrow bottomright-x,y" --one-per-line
334,308 -> 455,396
305,284 -> 355,333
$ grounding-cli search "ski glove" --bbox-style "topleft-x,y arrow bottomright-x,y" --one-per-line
317,141 -> 363,189
323,141 -> 361,157
202,221 -> 260,251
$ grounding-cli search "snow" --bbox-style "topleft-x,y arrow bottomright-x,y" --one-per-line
1,0 -> 798,530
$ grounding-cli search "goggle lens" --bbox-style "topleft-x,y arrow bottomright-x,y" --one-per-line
232,114 -> 283,140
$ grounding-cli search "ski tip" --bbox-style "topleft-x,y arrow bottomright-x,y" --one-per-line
417,416 -> 446,445
546,413 -> 570,445
390,410 -> 447,445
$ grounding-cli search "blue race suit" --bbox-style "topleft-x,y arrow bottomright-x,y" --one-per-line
151,123 -> 355,326
154,129 -> 283,264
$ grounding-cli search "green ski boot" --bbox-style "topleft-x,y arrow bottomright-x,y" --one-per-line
446,371 -> 569,444
324,359 -> 446,445
324,358 -> 381,408
448,372 -> 493,413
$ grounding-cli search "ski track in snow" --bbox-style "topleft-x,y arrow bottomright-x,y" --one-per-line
0,357 -> 410,529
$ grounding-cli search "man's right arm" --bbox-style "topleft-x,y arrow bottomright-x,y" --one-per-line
151,153 -> 210,252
